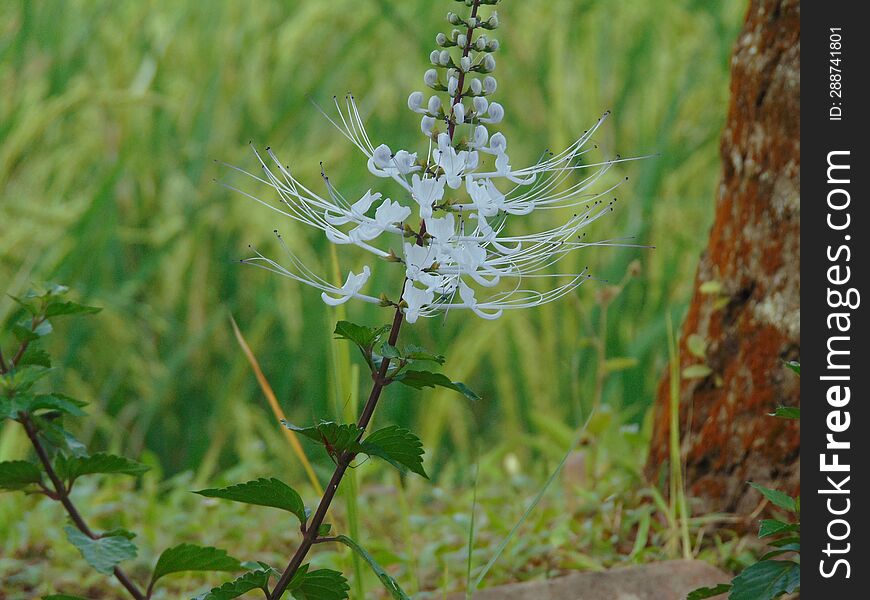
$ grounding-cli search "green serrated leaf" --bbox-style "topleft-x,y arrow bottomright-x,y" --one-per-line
64,526 -> 137,575
152,544 -> 242,587
686,583 -> 731,599
44,300 -> 102,317
0,460 -> 43,491
783,361 -> 800,376
281,421 -> 363,458
0,393 -> 88,421
749,483 -> 797,513
34,418 -> 89,457
333,321 -> 389,351
102,528 -> 137,540
771,406 -> 800,420
55,453 -> 149,483
195,478 -> 307,525
401,345 -> 446,365
361,425 -> 428,479
768,536 -> 800,548
18,347 -> 52,368
393,370 -> 480,401
333,535 -> 411,600
758,519 -> 799,538
759,542 -> 800,561
289,566 -> 349,600
729,560 -> 799,600
193,568 -> 272,600
0,365 -> 53,395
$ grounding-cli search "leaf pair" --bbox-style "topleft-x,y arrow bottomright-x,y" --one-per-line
333,320 -> 480,401
282,421 -> 429,479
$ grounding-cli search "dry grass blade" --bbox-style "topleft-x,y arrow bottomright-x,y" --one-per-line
230,315 -> 324,497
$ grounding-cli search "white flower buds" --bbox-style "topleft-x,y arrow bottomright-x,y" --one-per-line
372,144 -> 393,169
438,50 -> 451,66
447,12 -> 461,25
452,102 -> 466,124
470,78 -> 483,95
424,68 -> 439,88
473,96 -> 489,115
475,36 -> 487,51
408,91 -> 425,113
488,39 -> 499,52
471,125 -> 489,148
427,95 -> 442,114
483,101 -> 504,124
457,33 -> 467,48
447,76 -> 459,97
421,115 -> 436,136
489,132 -> 507,154
482,54 -> 496,73
436,32 -> 448,47
460,56 -> 472,73
430,50 -> 440,65
483,76 -> 497,94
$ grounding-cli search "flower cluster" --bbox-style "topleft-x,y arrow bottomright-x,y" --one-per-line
230,0 -> 630,323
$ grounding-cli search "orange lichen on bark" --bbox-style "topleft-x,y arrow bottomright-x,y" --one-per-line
646,0 -> 800,517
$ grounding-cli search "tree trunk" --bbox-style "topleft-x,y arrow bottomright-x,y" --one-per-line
645,0 -> 800,517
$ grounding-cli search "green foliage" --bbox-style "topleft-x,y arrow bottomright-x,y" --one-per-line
332,535 -> 411,600
360,426 -> 428,479
729,560 -> 800,600
748,483 -> 797,514
282,421 -> 364,460
687,584 -> 732,599
55,453 -> 150,484
0,460 -> 43,491
392,370 -> 481,401
193,567 -> 274,600
151,544 -> 243,588
194,478 -> 308,526
43,595 -> 94,600
288,565 -> 350,600
64,526 -> 138,575
757,519 -> 799,539
771,406 -> 800,419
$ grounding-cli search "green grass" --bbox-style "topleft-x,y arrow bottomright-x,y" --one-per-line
1,0 -> 747,596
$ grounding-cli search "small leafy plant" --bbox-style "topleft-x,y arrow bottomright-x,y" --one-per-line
688,361 -> 800,600
1,285 -> 248,599
4,0 -> 634,597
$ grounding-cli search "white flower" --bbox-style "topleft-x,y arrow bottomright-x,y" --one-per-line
425,213 -> 455,243
402,282 -> 434,323
411,174 -> 446,219
321,266 -> 372,305
404,243 -> 442,290
226,5 -> 633,325
433,132 -> 478,189
483,76 -> 497,94
408,91 -> 425,113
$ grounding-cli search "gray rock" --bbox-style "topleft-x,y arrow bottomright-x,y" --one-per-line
447,560 -> 729,600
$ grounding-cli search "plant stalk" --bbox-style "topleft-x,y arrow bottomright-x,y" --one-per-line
447,0 -> 482,141
20,414 -> 146,600
270,305 -> 405,599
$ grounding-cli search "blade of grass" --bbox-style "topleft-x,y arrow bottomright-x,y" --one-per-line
666,313 -> 692,560
465,462 -> 479,600
229,314 -> 323,497
470,412 -> 593,592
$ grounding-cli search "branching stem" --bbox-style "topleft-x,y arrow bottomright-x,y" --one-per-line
19,414 -> 146,600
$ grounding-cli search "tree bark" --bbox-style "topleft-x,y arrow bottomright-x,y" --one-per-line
645,0 -> 800,517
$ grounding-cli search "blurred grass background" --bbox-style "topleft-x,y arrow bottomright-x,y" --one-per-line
0,0 -> 747,596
